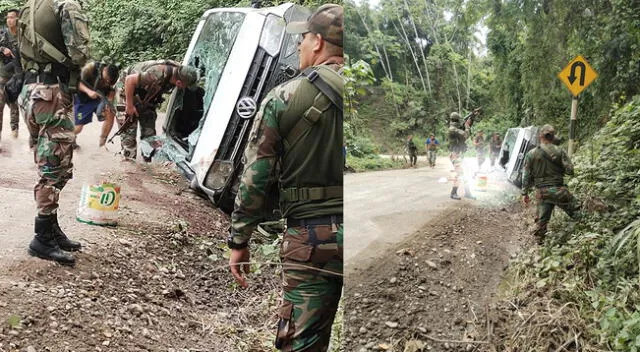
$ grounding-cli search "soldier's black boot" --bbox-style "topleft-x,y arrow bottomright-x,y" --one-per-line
28,215 -> 75,266
450,187 -> 461,200
51,214 -> 82,251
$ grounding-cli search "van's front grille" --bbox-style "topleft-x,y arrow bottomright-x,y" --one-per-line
218,48 -> 274,162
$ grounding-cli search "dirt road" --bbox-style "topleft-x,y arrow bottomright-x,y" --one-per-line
345,156 -> 517,270
0,110 -> 281,351
344,156 -> 532,351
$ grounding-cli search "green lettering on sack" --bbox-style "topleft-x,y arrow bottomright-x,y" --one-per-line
100,190 -> 115,206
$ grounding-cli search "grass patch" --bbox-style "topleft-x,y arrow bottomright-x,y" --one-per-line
346,155 -> 405,172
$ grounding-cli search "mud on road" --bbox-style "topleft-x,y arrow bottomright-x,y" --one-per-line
0,163 -> 283,352
0,117 -> 283,351
344,202 -> 530,352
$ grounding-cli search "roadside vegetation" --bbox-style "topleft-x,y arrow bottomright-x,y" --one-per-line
347,0 -> 640,347
344,0 -> 639,171
496,97 -> 640,350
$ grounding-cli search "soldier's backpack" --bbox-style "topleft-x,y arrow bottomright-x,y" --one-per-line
18,0 -> 74,69
447,126 -> 467,153
283,66 -> 344,149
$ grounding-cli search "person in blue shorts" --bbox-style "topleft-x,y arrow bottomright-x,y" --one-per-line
73,59 -> 119,148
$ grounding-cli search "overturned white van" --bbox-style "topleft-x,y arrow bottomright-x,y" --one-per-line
144,3 -> 310,213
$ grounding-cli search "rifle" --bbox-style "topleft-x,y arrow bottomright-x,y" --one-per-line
107,108 -> 135,144
107,84 -> 164,144
463,107 -> 482,129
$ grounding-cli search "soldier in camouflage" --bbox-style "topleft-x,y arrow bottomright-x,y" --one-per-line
489,132 -> 502,167
407,135 -> 418,167
0,9 -> 20,140
473,130 -> 486,168
521,124 -> 580,243
228,4 -> 344,351
114,60 -> 198,161
447,111 -> 476,200
17,0 -> 91,265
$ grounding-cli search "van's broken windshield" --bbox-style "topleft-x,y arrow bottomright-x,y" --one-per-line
191,11 -> 245,111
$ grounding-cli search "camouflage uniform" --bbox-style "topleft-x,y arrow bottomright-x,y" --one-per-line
474,133 -> 486,167
230,5 -> 344,351
114,61 -> 175,159
19,0 -> 90,215
0,27 -> 20,136
521,125 -> 579,240
489,134 -> 502,167
407,137 -> 417,166
447,112 -> 474,199
18,0 -> 90,265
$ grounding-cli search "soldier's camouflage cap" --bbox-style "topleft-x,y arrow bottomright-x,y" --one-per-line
286,4 -> 343,48
540,124 -> 555,136
450,112 -> 461,121
175,66 -> 199,90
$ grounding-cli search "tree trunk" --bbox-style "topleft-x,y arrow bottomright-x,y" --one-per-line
404,0 -> 432,95
466,48 -> 471,109
392,17 -> 428,95
357,11 -> 391,81
451,50 -> 462,113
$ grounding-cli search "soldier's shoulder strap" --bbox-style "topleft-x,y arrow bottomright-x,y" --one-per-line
283,66 -> 344,149
20,0 -> 73,68
300,66 -> 343,112
536,145 -> 564,170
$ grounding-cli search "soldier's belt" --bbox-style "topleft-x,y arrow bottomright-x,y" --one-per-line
535,183 -> 563,189
24,71 -> 59,85
280,186 -> 343,202
287,215 -> 343,227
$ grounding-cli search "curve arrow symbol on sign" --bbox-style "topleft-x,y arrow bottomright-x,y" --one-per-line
568,61 -> 586,86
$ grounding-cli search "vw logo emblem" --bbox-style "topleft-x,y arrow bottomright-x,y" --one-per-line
236,97 -> 257,119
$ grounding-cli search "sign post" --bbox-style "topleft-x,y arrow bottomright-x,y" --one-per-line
557,55 -> 597,157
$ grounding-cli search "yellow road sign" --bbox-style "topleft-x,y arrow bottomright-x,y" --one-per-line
558,55 -> 598,96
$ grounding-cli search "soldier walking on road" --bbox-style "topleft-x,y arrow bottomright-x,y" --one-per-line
228,4 -> 344,351
407,135 -> 418,167
425,134 -> 439,168
447,111 -> 477,200
18,0 -> 91,265
0,9 -> 21,140
521,124 -> 580,244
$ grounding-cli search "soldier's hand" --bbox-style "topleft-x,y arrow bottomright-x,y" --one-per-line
1,47 -> 11,57
229,248 -> 251,288
87,90 -> 99,100
522,194 -> 530,206
125,104 -> 139,118
465,119 -> 473,129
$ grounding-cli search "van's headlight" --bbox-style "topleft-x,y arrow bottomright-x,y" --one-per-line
204,160 -> 234,190
260,14 -> 285,56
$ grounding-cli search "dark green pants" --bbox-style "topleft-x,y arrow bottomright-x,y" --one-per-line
276,223 -> 343,351
535,186 -> 580,238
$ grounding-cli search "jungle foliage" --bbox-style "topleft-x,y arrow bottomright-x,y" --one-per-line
505,96 -> 640,350
0,0 -> 334,67
345,0 -> 640,158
